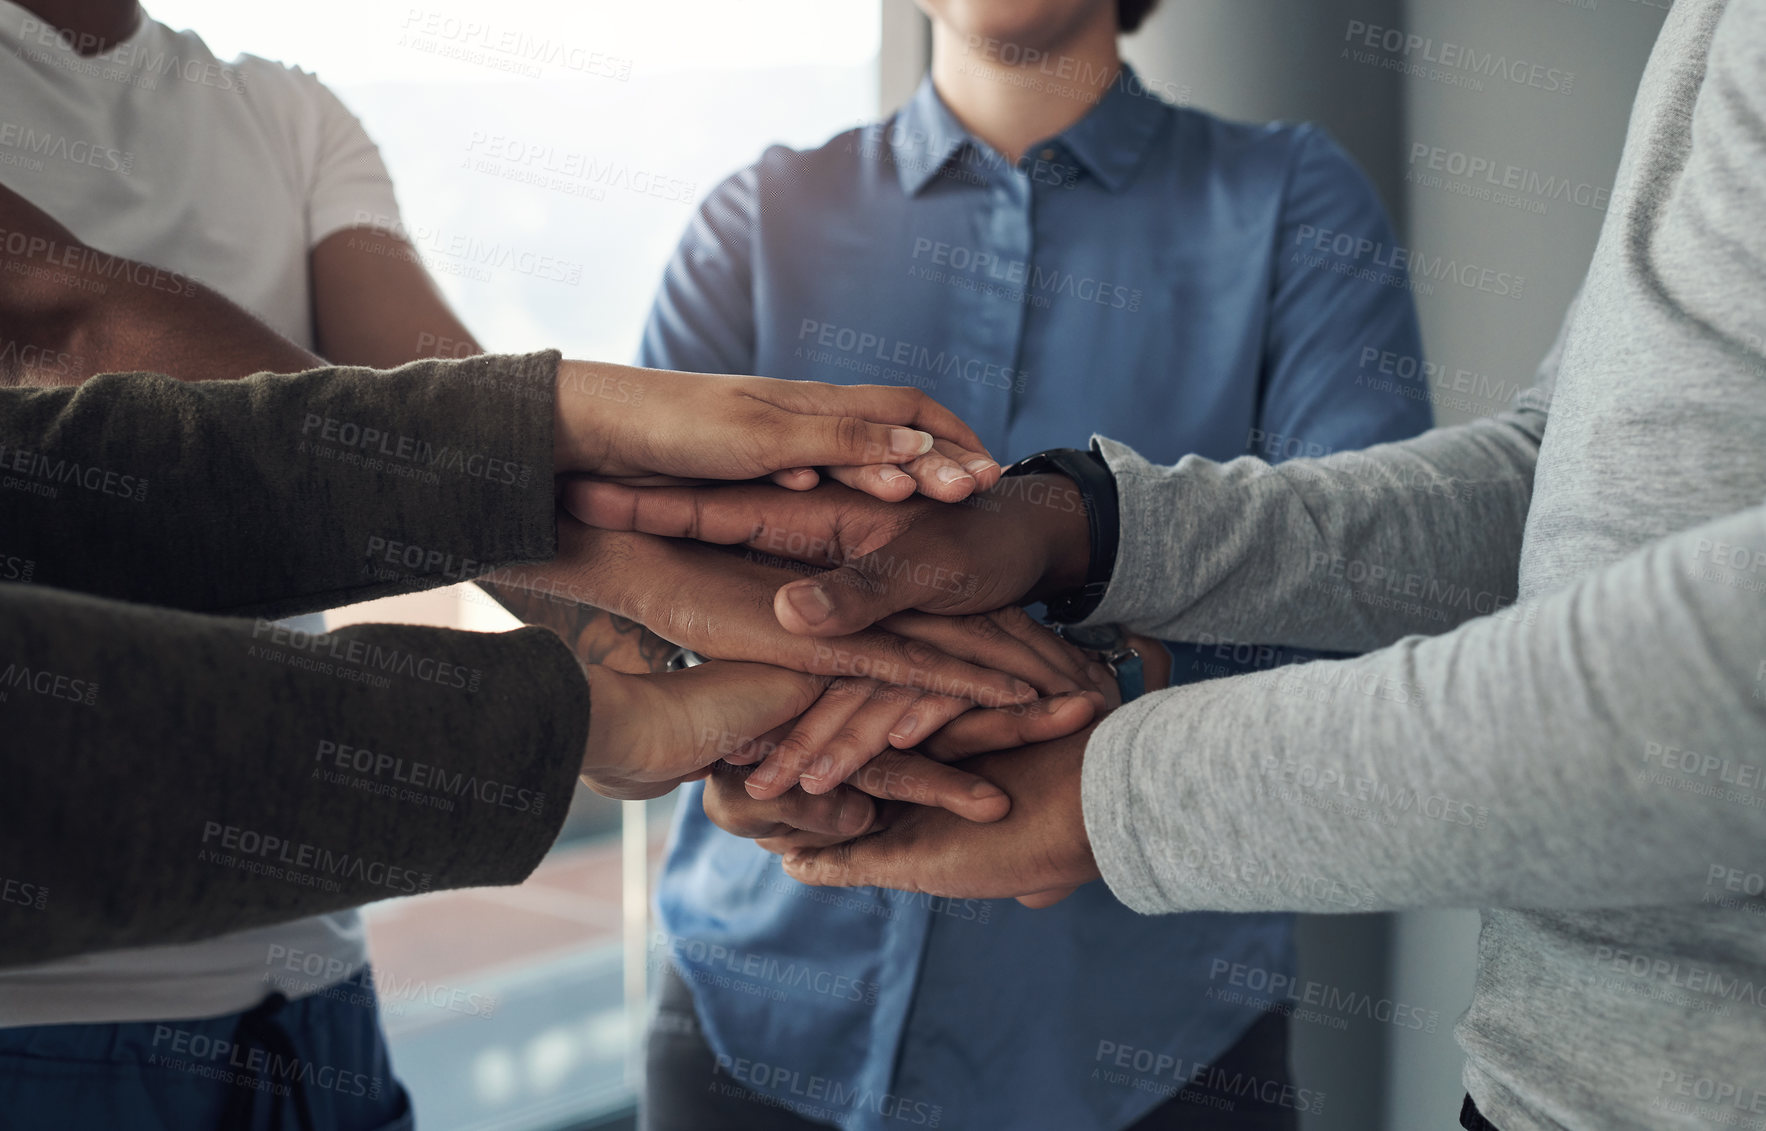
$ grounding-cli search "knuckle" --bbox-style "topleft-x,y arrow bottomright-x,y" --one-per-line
827,726 -> 872,758
960,613 -> 1008,644
704,793 -> 760,835
783,794 -> 833,831
897,639 -> 940,669
834,415 -> 868,456
769,734 -> 820,768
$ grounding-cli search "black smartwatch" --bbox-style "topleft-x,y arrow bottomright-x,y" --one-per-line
1000,445 -> 1120,623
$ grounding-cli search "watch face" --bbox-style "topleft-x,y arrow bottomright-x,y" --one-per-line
1058,624 -> 1123,652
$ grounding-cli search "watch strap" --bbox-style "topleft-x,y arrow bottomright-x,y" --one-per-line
1002,446 -> 1120,623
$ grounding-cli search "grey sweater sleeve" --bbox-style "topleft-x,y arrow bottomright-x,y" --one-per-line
1080,0 -> 1766,921
0,351 -> 563,619
1083,500 -> 1766,914
0,351 -> 591,965
1077,324 -> 1563,651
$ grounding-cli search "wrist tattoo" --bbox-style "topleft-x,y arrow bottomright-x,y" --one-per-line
479,579 -> 676,674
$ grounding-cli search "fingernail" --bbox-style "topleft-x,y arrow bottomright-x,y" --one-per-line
880,467 -> 913,486
805,754 -> 834,781
936,465 -> 973,486
746,764 -> 779,793
970,780 -> 1006,801
783,850 -> 809,867
963,458 -> 997,476
835,798 -> 871,836
889,428 -> 935,459
785,583 -> 834,626
888,714 -> 921,745
1013,680 -> 1038,701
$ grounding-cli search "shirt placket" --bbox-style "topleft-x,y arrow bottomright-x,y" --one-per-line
952,152 -> 1033,450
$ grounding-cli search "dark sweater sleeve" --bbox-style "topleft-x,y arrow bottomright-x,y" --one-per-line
0,583 -> 590,966
0,350 -> 562,619
0,349 -> 589,965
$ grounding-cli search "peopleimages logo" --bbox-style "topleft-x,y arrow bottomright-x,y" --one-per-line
199,821 -> 432,894
795,318 -> 1027,393
1342,21 -> 1574,95
0,122 -> 134,174
1092,1039 -> 1327,1112
0,662 -> 98,706
1206,960 -> 1442,1033
909,238 -> 1142,311
1407,143 -> 1610,213
313,738 -> 545,816
1,875 -> 48,911
298,412 -> 532,487
713,1055 -> 942,1127
16,17 -> 249,93
1294,225 -> 1525,299
249,620 -> 483,693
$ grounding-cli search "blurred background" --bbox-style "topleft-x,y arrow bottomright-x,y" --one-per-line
140,1 -> 1670,1127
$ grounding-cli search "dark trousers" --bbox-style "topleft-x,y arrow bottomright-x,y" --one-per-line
0,969 -> 412,1131
643,963 -> 1299,1131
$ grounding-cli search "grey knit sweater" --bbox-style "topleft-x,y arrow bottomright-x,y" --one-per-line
1078,2 -> 1766,1128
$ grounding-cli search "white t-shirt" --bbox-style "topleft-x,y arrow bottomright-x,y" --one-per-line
0,0 -> 402,1026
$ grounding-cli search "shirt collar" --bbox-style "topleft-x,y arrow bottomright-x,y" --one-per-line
1055,63 -> 1167,192
886,78 -> 974,197
886,62 -> 1167,197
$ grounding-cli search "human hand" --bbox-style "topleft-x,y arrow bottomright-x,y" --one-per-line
576,661 -> 825,800
551,363 -> 999,502
563,476 -> 1093,636
702,753 -> 1012,850
778,729 -> 1101,907
701,687 -> 1102,849
737,626 -> 1115,799
489,514 -> 1087,707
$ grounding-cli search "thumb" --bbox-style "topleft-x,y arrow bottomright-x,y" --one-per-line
662,662 -> 826,778
774,564 -> 931,637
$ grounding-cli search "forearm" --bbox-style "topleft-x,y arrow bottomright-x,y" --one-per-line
1082,399 -> 1544,652
2,352 -> 561,616
0,184 -> 319,385
476,576 -> 678,675
309,226 -> 483,369
1083,502 -> 1766,915
0,583 -> 588,966
1079,305 -> 1581,653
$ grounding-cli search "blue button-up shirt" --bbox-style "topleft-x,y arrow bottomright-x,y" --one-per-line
639,69 -> 1430,1131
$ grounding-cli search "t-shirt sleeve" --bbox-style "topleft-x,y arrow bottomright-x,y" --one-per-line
288,68 -> 404,246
